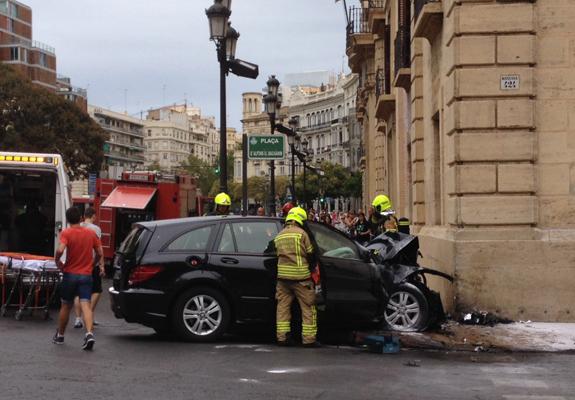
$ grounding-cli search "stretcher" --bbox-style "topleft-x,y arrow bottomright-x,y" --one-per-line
0,253 -> 61,321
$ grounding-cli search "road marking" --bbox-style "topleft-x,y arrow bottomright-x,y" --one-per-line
480,366 -> 545,375
502,396 -> 566,400
267,368 -> 307,374
238,378 -> 260,384
491,378 -> 549,389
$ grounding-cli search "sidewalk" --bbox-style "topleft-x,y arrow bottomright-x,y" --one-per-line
391,322 -> 575,353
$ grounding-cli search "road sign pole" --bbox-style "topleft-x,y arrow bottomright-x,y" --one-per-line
268,116 -> 275,217
242,133 -> 248,215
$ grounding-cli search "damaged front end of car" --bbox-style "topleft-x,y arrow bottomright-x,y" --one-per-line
365,232 -> 454,332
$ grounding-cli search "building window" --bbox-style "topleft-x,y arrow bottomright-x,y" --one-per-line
9,47 -> 18,61
148,130 -> 152,137
7,18 -> 14,33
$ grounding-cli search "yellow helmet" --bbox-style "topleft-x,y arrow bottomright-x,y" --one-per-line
372,194 -> 392,214
285,206 -> 307,226
214,192 -> 231,206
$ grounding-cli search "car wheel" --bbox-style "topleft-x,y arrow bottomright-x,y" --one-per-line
384,283 -> 429,332
172,287 -> 230,342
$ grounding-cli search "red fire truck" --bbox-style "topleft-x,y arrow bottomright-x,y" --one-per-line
94,171 -> 201,264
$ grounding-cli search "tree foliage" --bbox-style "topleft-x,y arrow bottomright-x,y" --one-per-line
295,161 -> 362,203
0,64 -> 108,179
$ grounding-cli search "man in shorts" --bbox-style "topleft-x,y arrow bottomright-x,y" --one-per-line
73,207 -> 103,328
53,207 -> 104,350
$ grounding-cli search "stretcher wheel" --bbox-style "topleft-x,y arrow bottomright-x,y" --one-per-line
15,310 -> 23,321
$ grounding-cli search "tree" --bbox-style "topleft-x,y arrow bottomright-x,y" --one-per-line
181,155 -> 217,196
0,64 -> 108,179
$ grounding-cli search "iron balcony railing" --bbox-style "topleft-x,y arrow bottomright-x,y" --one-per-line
346,6 -> 370,48
414,0 -> 439,22
32,40 -> 56,55
394,25 -> 411,75
368,0 -> 386,8
375,67 -> 391,97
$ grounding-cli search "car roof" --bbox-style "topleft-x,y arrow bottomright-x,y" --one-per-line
137,215 -> 284,229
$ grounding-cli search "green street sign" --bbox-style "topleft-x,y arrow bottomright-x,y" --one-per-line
248,135 -> 285,160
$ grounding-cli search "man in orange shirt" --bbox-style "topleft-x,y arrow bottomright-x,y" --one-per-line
53,207 -> 104,351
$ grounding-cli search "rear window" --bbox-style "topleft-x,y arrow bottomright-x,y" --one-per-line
118,226 -> 147,255
166,225 -> 214,252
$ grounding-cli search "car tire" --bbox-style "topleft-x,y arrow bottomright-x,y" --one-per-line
384,283 -> 430,332
172,287 -> 230,342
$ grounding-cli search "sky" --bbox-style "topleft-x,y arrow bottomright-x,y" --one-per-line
24,0 -> 353,131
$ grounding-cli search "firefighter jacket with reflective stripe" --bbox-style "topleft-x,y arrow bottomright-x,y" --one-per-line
274,224 -> 314,280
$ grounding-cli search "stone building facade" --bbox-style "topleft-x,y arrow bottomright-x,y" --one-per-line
144,105 -> 216,172
346,0 -> 575,321
236,76 -> 362,184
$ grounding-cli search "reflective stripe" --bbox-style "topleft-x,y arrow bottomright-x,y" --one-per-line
306,246 -> 314,253
398,221 -> 410,226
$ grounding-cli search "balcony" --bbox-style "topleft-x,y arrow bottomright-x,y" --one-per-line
346,6 -> 374,73
32,40 -> 56,56
413,0 -> 443,40
394,25 -> 411,90
375,68 -> 395,121
367,0 -> 387,34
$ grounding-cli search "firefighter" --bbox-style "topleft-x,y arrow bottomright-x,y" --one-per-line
273,206 -> 319,347
369,194 -> 398,236
207,192 -> 231,216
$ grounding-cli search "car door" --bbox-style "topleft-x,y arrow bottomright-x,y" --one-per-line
307,222 -> 380,322
209,219 -> 279,322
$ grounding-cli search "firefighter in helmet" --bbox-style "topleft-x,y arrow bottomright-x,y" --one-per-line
208,192 -> 232,216
273,206 -> 319,347
369,194 -> 398,235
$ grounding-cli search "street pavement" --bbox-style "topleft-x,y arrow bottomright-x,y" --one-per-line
0,284 -> 574,400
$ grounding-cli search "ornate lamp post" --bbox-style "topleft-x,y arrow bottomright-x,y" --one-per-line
263,75 -> 281,216
301,137 -> 309,208
206,0 -> 239,193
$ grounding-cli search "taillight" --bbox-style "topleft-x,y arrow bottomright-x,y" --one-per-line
128,265 -> 164,286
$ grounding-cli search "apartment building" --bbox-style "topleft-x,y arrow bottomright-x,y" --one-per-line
88,105 -> 146,169
346,0 -> 575,321
144,105 -> 216,172
0,0 -> 57,90
56,75 -> 88,113
235,75 -> 362,184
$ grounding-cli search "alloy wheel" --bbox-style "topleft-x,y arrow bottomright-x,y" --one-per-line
182,294 -> 222,336
384,291 -> 422,331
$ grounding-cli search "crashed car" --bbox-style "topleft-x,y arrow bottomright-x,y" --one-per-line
109,216 -> 452,341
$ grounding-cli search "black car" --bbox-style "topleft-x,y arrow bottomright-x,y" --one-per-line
109,216 -> 451,341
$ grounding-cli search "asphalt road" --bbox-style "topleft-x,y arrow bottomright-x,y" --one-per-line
1,283 -> 574,400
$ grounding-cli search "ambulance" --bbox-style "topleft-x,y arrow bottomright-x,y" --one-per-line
0,152 -> 70,257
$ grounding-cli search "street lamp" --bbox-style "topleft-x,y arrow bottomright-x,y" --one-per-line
288,116 -> 299,204
206,0 -> 233,193
264,75 -> 282,216
301,137 -> 309,209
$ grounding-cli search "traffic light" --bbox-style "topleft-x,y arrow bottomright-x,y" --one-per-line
214,166 -> 220,176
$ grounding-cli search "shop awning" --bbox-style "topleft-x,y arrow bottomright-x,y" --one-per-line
101,186 -> 157,210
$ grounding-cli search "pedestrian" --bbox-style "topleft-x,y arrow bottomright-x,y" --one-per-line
73,207 -> 103,329
273,207 -> 319,347
335,212 -> 349,234
256,206 -> 265,216
307,208 -> 317,222
354,211 -> 372,245
53,207 -> 104,350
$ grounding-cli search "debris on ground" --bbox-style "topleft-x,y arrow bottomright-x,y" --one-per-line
363,335 -> 400,354
404,360 -> 421,367
460,311 -> 513,326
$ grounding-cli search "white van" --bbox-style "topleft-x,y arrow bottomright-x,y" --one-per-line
0,152 -> 71,257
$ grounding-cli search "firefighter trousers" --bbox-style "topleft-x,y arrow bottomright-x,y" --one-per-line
276,279 -> 317,344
